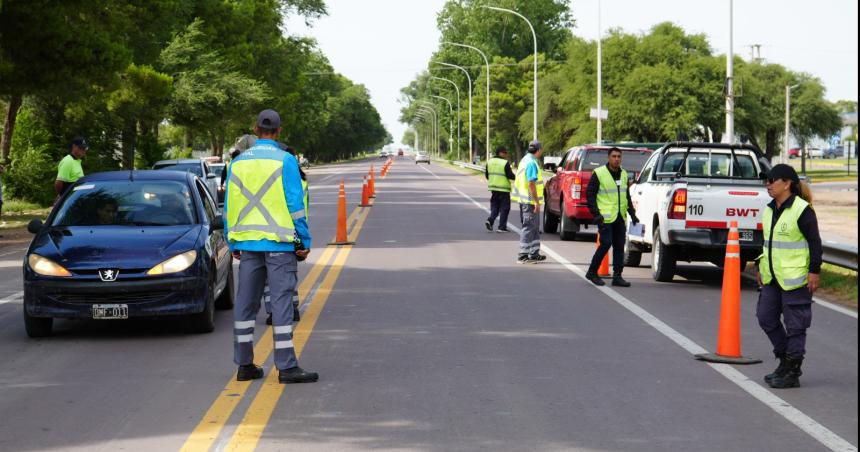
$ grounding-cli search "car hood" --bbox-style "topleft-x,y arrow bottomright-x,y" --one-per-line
29,225 -> 202,270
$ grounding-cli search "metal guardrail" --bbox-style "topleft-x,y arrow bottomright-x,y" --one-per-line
453,161 -> 485,172
822,241 -> 858,271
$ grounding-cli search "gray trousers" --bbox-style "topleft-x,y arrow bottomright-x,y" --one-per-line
263,285 -> 299,316
519,204 -> 541,257
234,251 -> 299,370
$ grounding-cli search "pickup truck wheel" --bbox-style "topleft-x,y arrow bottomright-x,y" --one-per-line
559,201 -> 579,241
651,225 -> 676,282
543,196 -> 559,233
623,233 -> 642,267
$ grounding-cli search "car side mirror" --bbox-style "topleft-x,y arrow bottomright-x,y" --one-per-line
27,219 -> 44,234
211,215 -> 224,231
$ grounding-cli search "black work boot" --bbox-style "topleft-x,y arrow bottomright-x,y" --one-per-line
586,272 -> 605,286
237,364 -> 264,381
279,366 -> 319,384
611,274 -> 631,287
764,352 -> 788,385
768,356 -> 803,389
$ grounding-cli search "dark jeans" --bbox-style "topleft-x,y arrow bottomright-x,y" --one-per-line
587,216 -> 626,275
487,191 -> 511,229
756,283 -> 813,359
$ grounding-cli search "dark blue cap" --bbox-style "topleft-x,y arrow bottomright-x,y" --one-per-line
71,137 -> 89,149
256,109 -> 281,129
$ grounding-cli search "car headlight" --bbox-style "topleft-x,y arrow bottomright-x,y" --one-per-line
146,250 -> 197,276
28,254 -> 72,277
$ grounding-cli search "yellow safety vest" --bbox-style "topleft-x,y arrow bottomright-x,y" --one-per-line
593,165 -> 629,223
226,154 -> 296,244
760,197 -> 811,290
487,157 -> 511,193
511,154 -> 544,206
302,179 -> 309,217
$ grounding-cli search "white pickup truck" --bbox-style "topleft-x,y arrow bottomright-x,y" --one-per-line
626,142 -> 772,282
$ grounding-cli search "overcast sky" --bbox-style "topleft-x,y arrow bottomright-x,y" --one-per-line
285,0 -> 858,147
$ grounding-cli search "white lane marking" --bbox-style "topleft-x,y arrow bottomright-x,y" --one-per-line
417,164 -> 442,180
0,290 -> 24,306
814,297 -> 858,319
0,259 -> 23,269
450,184 -> 858,452
0,247 -> 27,258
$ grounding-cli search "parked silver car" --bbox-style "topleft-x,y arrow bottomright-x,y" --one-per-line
152,159 -> 219,202
415,152 -> 430,164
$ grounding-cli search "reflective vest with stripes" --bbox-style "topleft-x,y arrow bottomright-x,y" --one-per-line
760,197 -> 810,290
511,154 -> 544,206
487,157 -> 511,193
302,179 -> 309,216
226,148 -> 297,244
593,165 -> 629,223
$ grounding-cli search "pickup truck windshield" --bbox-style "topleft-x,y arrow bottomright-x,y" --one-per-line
659,149 -> 758,178
580,150 -> 651,171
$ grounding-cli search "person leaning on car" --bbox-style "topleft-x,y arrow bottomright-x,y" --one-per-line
54,137 -> 88,201
584,147 -> 639,287
224,109 -> 318,385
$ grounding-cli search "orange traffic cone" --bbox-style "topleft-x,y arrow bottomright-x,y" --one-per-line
368,167 -> 376,198
359,176 -> 371,207
328,179 -> 355,245
695,221 -> 761,364
597,235 -> 610,277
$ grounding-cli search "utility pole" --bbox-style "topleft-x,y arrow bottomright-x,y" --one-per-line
725,0 -> 734,143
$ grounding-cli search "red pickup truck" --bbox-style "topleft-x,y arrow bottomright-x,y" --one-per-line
543,145 -> 654,240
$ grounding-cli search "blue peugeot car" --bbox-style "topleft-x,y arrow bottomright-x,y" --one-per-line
23,170 -> 234,337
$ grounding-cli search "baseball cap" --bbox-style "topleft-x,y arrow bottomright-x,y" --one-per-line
765,163 -> 799,184
256,109 -> 281,129
528,140 -> 542,151
71,137 -> 89,149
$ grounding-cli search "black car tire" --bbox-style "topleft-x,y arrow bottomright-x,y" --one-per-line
559,200 -> 579,241
623,232 -> 642,267
215,261 -> 235,310
651,225 -> 676,282
24,309 -> 53,338
187,279 -> 216,334
543,195 -> 559,234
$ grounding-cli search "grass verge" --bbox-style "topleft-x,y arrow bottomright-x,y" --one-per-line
1,198 -> 51,230
817,263 -> 858,306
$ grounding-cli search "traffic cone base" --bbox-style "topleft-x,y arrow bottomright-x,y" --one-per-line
695,221 -> 760,365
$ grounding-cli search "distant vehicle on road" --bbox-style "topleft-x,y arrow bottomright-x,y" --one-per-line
807,148 -> 824,159
824,146 -> 843,159
23,170 -> 233,337
543,145 -> 653,241
298,155 -> 310,169
415,152 -> 430,164
379,150 -> 390,158
397,149 -> 404,156
628,142 -> 771,282
153,158 -> 218,201
788,148 -> 801,159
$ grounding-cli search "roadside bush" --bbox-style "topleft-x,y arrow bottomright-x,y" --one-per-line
5,108 -> 57,205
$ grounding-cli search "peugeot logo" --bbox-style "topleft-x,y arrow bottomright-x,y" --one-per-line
99,269 -> 119,282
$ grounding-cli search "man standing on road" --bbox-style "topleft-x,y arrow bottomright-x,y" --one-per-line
54,137 -> 88,200
512,140 -> 547,264
484,146 -> 516,233
225,109 -> 317,384
585,148 -> 639,287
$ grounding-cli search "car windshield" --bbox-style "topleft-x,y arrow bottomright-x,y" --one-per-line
153,162 -> 203,177
579,150 -> 652,171
52,180 -> 196,227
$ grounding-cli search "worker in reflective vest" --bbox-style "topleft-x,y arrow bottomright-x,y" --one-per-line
225,109 -> 317,385
511,141 -> 546,264
484,146 -> 516,233
585,148 -> 639,287
756,164 -> 822,389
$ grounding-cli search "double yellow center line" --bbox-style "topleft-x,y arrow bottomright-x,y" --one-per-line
181,204 -> 371,452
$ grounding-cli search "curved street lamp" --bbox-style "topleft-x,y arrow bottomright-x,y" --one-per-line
444,41 -> 491,163
432,61 -> 473,162
482,5 -> 538,142
417,100 -> 443,156
416,106 -> 439,155
430,94 -> 453,155
430,76 -> 461,160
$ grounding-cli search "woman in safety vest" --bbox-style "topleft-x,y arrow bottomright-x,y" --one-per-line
756,164 -> 822,389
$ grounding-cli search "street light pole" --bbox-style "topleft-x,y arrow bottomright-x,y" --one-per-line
596,0 -> 603,144
725,0 -> 735,143
483,5 -> 538,142
417,106 -> 439,155
430,76 -> 461,161
430,94 -> 454,155
784,84 -> 800,164
445,41 -> 491,163
433,62 -> 473,162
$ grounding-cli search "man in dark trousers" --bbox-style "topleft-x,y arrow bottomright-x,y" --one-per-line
484,146 -> 516,232
585,148 -> 639,286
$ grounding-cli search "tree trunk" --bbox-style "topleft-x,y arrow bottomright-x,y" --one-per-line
121,122 -> 137,169
765,129 -> 779,159
184,128 -> 193,155
1,94 -> 23,163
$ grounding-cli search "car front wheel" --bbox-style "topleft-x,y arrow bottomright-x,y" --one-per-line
24,308 -> 53,338
651,225 -> 676,282
187,278 -> 216,334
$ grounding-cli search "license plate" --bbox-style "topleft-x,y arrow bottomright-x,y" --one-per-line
739,230 -> 754,242
92,304 -> 128,319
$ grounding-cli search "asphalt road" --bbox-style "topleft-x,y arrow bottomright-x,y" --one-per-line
0,157 -> 856,452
